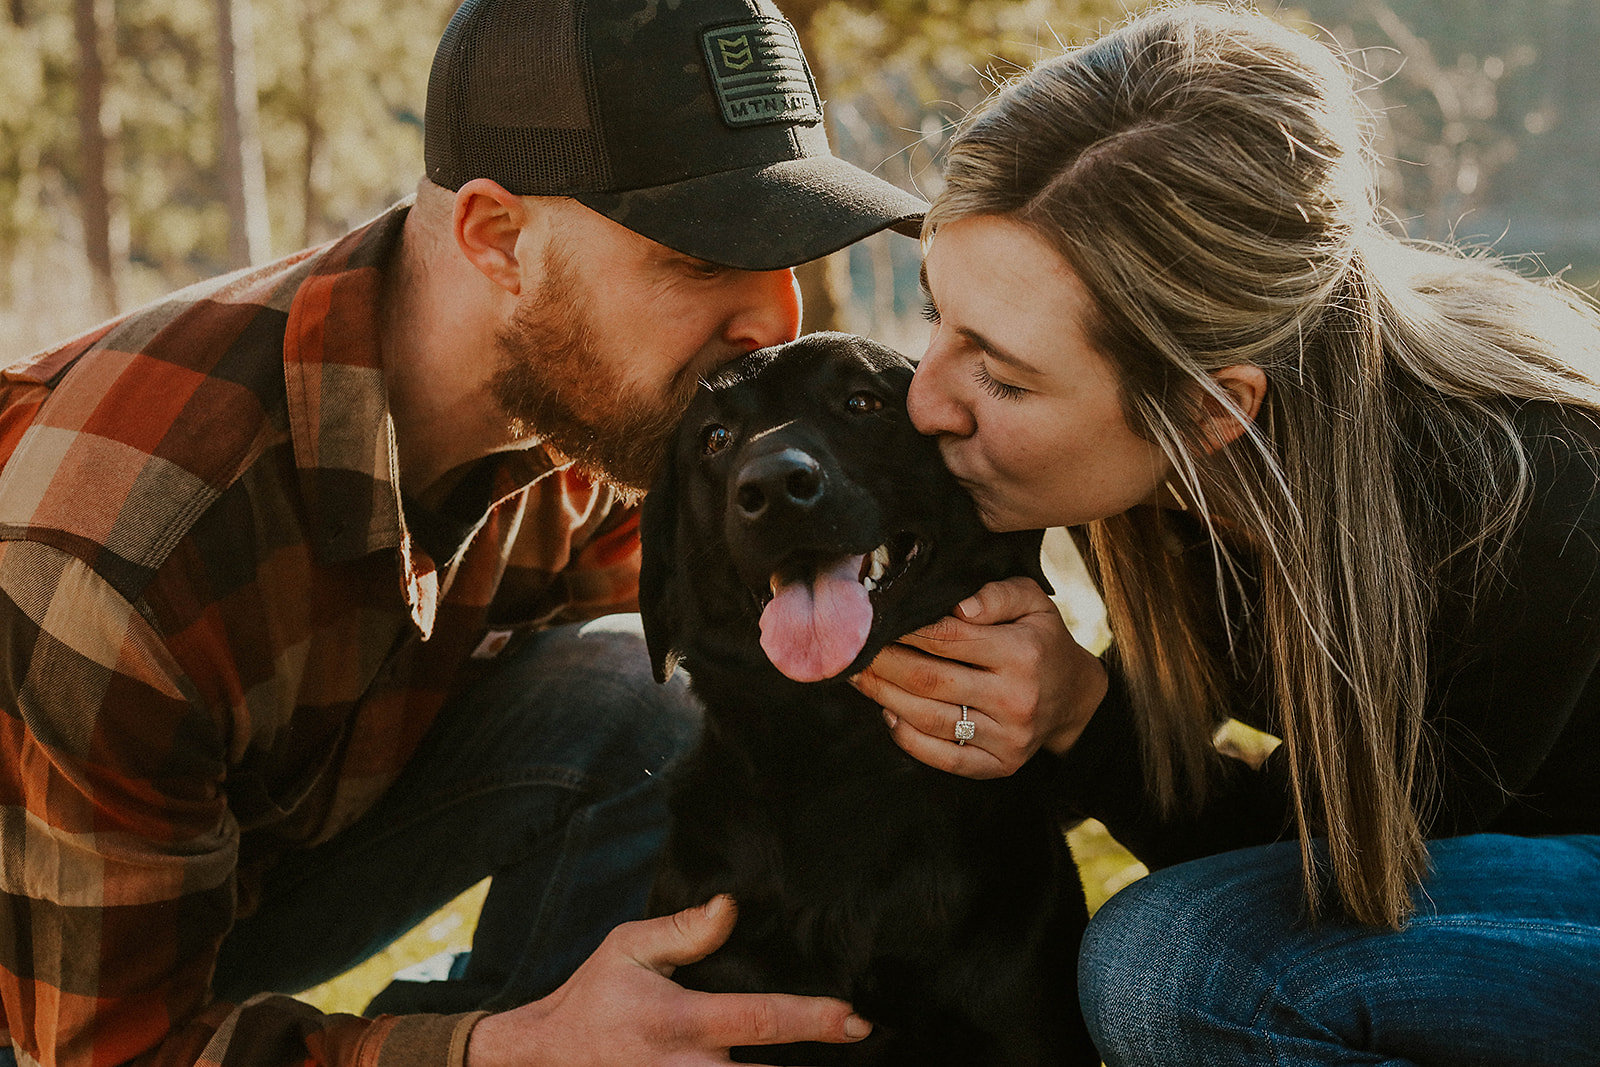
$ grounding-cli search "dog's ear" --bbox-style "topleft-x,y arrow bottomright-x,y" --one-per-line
638,460 -> 685,683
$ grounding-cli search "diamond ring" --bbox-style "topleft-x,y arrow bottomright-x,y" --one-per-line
955,705 -> 976,745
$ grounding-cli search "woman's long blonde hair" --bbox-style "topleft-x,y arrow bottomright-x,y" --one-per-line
928,2 -> 1600,926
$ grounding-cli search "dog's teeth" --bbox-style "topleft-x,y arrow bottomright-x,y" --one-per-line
862,577 -> 877,592
869,544 -> 891,581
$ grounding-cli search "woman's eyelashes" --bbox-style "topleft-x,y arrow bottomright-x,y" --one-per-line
921,294 -> 1026,400
974,362 -> 1028,400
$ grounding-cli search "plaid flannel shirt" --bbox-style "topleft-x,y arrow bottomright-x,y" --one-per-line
0,204 -> 643,1066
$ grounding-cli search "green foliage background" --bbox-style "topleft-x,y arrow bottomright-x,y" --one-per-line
0,0 -> 1137,348
2,0 -> 457,339
6,0 -> 1598,349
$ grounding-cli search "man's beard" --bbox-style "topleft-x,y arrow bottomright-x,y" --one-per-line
490,247 -> 697,500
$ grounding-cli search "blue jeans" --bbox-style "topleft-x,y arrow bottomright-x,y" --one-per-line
1079,834 -> 1600,1066
209,614 -> 702,1014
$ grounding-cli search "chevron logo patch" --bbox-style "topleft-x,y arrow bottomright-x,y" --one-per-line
701,18 -> 822,128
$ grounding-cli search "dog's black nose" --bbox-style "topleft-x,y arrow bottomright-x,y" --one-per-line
735,448 -> 825,520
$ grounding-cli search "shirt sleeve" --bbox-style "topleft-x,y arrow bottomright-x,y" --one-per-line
0,540 -> 484,1066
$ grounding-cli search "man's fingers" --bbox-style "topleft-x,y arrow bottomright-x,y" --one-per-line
621,896 -> 739,977
608,899 -> 874,1055
687,989 -> 872,1049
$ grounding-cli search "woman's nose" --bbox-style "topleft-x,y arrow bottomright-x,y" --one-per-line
907,343 -> 974,438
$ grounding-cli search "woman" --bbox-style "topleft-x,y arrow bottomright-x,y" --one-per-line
853,5 -> 1600,1064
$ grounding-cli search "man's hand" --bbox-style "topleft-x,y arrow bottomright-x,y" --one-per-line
465,896 -> 871,1066
853,576 -> 1107,778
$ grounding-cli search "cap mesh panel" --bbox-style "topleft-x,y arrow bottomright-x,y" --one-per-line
427,0 -> 611,192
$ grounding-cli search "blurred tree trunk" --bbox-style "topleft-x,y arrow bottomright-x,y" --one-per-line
798,254 -> 854,336
784,0 -> 852,335
299,0 -> 326,245
217,0 -> 271,267
73,0 -> 122,317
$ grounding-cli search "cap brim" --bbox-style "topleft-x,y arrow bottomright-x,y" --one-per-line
574,156 -> 927,271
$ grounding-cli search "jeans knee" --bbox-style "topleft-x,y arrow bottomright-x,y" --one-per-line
1079,877 -> 1229,1063
1077,845 -> 1306,1064
1079,872 -> 1194,1032
444,615 -> 703,795
565,615 -> 703,766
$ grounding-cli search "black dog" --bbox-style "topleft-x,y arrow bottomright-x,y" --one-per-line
639,333 -> 1098,1066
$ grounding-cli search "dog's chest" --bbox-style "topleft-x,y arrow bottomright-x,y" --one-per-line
675,715 -> 1006,899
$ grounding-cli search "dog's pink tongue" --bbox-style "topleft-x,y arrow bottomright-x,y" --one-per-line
759,554 -> 872,682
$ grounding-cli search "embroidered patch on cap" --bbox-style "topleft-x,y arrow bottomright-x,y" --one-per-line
701,18 -> 822,128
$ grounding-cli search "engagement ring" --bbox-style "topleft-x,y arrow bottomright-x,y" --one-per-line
955,705 -> 976,745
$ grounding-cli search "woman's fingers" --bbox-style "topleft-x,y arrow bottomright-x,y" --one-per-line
880,698 -> 1011,778
853,576 -> 1106,775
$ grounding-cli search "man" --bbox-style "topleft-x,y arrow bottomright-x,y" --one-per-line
0,0 -> 925,1062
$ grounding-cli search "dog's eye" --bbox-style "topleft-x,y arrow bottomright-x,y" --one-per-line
846,392 -> 884,414
702,425 -> 733,455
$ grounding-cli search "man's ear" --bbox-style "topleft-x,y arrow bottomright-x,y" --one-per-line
453,178 -> 532,295
1199,364 -> 1267,453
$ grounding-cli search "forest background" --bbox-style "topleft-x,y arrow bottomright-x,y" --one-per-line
2,0 -> 1598,1013
4,0 -> 1600,349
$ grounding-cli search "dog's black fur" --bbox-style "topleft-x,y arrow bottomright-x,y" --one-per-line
640,334 -> 1098,1066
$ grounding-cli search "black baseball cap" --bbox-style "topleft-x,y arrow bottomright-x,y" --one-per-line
424,0 -> 927,271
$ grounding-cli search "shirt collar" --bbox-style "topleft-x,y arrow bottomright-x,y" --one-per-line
280,202 -> 580,636
283,201 -> 411,567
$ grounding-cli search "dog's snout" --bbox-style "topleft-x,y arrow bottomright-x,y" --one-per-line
735,448 -> 824,520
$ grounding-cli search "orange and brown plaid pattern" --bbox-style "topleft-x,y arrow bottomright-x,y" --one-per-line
0,204 -> 642,1066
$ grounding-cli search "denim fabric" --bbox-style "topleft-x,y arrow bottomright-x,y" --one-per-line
210,614 -> 702,1013
1079,834 -> 1600,1066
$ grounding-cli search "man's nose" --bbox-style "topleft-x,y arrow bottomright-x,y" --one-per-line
727,267 -> 802,352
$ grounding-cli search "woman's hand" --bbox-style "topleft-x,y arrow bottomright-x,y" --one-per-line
852,576 -> 1107,778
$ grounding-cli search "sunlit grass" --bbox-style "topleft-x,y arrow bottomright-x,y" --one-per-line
296,880 -> 489,1014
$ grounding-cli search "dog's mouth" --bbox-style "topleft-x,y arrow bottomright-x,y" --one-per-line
757,532 -> 924,683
